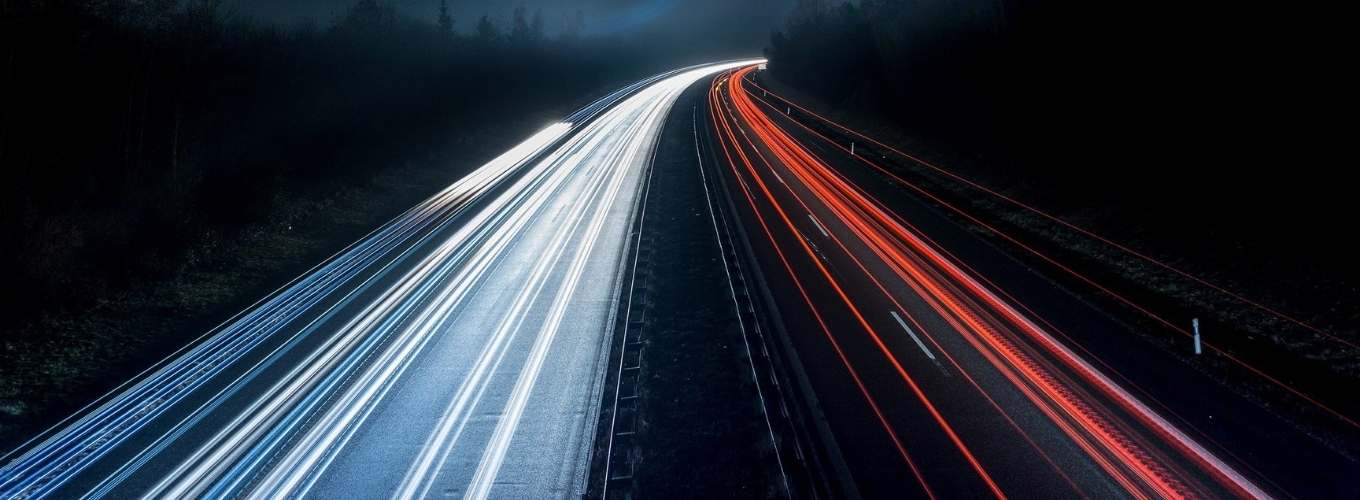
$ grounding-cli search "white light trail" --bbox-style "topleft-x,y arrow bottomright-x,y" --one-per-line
0,60 -> 765,500
0,122 -> 570,500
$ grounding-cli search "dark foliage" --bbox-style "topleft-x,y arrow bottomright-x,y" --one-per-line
0,0 -> 662,331
767,0 -> 1356,328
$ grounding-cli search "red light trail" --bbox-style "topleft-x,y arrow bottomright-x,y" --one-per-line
734,74 -> 1358,432
738,76 -> 1349,352
707,65 -> 1271,498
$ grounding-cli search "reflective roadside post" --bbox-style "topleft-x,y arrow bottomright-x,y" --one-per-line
1193,318 -> 1202,355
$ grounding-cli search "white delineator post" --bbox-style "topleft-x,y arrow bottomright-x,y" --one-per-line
850,141 -> 856,156
1192,318 -> 1202,355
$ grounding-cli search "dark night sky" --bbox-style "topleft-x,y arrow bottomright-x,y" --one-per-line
229,0 -> 795,54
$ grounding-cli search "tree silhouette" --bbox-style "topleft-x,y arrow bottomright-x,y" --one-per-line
437,0 -> 453,34
563,9 -> 586,39
337,0 -> 397,38
475,14 -> 499,42
510,6 -> 530,44
530,9 -> 544,42
0,0 -> 662,349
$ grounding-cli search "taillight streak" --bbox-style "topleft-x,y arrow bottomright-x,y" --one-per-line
711,70 -> 1007,500
739,81 -> 1357,432
740,76 -> 1346,352
722,66 -> 1270,499
707,71 -> 941,499
715,76 -> 1094,499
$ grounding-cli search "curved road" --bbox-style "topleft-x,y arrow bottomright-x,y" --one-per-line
701,65 -> 1357,498
0,60 -> 757,499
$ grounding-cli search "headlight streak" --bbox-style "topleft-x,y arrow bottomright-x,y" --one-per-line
712,65 -> 1271,499
152,124 -> 598,498
461,66 -> 724,500
252,90 -> 659,500
119,123 -> 578,498
392,106 -> 651,500
0,123 -> 570,500
2,61 -> 759,499
149,66 -> 746,497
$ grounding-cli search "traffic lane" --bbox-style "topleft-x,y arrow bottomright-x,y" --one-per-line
699,86 -> 913,499
251,93 -> 675,498
305,107 -> 650,498
15,124 -> 572,499
727,69 -> 1280,497
761,95 -> 1359,497
51,206 -> 489,498
712,87 -> 1115,497
435,82 -> 686,498
2,64 -> 745,497
72,121 -> 585,497
748,142 -> 1134,497
145,62 -> 753,498
706,138 -> 921,499
712,102 -> 1131,498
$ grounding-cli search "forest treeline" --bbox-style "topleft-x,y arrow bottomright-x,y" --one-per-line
766,0 -> 1355,324
0,0 -> 665,327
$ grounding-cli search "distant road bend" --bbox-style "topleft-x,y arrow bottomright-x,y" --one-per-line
0,60 -> 758,499
700,65 -> 1334,498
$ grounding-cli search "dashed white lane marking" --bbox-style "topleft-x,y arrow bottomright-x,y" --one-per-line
890,311 -> 936,361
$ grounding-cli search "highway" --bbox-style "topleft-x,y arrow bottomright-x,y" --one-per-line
5,58 -> 1353,499
0,60 -> 756,499
701,65 -> 1359,498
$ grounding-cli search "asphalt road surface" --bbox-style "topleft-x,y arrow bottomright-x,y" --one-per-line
0,60 -> 756,499
6,60 -> 1355,500
699,65 -> 1358,498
